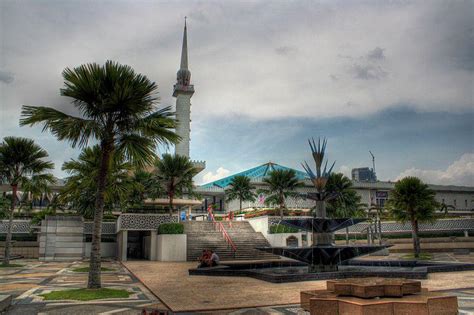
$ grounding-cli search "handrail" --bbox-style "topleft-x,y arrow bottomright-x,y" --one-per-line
208,207 -> 237,254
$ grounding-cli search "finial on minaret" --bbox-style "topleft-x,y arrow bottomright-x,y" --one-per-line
179,17 -> 189,72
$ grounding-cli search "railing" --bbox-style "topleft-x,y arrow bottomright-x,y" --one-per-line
208,207 -> 237,255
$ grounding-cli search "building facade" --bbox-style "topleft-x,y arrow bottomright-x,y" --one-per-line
196,162 -> 474,213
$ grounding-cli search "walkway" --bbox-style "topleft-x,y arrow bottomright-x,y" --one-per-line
0,260 -> 166,314
124,253 -> 474,313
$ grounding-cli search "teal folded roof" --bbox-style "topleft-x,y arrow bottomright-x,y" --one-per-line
200,162 -> 308,189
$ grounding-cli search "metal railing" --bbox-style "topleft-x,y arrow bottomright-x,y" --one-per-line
207,207 -> 237,255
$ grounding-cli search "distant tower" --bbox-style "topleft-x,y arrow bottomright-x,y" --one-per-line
173,18 -> 194,158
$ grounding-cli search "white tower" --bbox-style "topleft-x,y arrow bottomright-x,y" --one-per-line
173,19 -> 194,158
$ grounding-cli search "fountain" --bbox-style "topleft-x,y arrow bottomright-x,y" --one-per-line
189,138 -> 474,282
256,138 -> 390,272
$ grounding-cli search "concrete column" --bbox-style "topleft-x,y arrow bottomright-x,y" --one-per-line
150,230 -> 157,261
464,230 -> 469,237
120,230 -> 128,262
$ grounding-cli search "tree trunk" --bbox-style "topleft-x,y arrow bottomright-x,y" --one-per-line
239,199 -> 242,211
410,217 -> 421,258
279,193 -> 284,218
169,192 -> 174,217
87,143 -> 112,289
3,184 -> 17,265
315,200 -> 326,218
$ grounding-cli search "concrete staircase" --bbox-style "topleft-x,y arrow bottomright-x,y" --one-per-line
183,221 -> 278,261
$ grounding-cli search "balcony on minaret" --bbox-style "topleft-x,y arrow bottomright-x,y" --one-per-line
191,160 -> 206,174
173,83 -> 194,97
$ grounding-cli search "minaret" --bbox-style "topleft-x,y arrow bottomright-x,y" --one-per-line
173,18 -> 194,158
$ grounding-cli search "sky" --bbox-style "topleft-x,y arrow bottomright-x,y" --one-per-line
0,0 -> 473,186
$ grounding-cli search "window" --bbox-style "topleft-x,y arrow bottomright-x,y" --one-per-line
442,198 -> 445,204
466,200 -> 468,208
454,199 -> 457,206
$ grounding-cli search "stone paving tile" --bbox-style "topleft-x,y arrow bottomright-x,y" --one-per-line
125,253 -> 474,313
1,259 -> 162,315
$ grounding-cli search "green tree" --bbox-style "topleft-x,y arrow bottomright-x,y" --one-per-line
225,175 -> 256,211
151,154 -> 198,216
325,173 -> 365,218
386,177 -> 439,258
20,61 -> 179,288
18,173 -> 55,213
259,169 -> 303,218
60,145 -> 138,219
0,137 -> 54,265
128,169 -> 162,206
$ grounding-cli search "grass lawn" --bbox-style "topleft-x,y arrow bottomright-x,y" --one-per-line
71,266 -> 115,273
0,263 -> 23,268
40,288 -> 130,301
401,253 -> 433,260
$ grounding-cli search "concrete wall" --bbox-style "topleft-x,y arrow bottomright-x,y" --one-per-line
39,216 -> 84,261
83,242 -> 117,258
266,233 -> 303,247
0,241 -> 38,258
156,234 -> 187,261
246,216 -> 269,237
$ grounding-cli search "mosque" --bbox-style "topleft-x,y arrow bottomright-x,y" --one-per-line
0,20 -> 473,264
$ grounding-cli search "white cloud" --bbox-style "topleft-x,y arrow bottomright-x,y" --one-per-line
338,165 -> 352,178
397,153 -> 474,186
200,167 -> 231,185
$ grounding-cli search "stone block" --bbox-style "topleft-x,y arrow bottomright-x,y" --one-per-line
0,295 -> 12,312
55,227 -> 83,234
309,298 -> 339,315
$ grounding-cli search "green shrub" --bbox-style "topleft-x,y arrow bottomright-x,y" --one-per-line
158,223 -> 184,234
40,288 -> 130,301
269,224 -> 299,234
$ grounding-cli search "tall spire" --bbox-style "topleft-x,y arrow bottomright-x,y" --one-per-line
180,17 -> 188,70
176,17 -> 191,86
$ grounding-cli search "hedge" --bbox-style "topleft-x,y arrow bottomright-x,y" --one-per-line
269,224 -> 299,234
158,223 -> 184,234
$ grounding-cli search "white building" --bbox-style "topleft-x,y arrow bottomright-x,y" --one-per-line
195,162 -> 474,214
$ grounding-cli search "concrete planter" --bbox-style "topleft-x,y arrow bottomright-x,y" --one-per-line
266,232 -> 303,248
157,234 -> 187,261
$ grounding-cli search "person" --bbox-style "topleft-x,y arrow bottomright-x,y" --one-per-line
197,249 -> 211,268
209,250 -> 220,267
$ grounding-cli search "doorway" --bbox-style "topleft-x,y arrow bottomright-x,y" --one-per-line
127,231 -> 151,260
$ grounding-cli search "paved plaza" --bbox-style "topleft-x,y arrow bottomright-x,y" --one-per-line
0,260 -> 167,314
1,253 -> 473,314
124,254 -> 474,314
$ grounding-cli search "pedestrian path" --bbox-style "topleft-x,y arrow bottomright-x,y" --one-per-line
0,260 -> 168,314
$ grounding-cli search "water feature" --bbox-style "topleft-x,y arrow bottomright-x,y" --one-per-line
257,138 -> 390,272
256,218 -> 390,272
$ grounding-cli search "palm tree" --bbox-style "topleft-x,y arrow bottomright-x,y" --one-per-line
60,145 -> 138,219
20,61 -> 179,288
225,175 -> 257,211
325,173 -> 365,218
386,177 -> 439,258
151,154 -> 198,216
0,137 -> 54,265
128,169 -> 162,206
259,169 -> 303,218
19,173 -> 56,212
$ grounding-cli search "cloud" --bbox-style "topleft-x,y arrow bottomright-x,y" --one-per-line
0,1 -> 472,177
367,47 -> 385,61
397,153 -> 474,186
351,63 -> 388,80
0,70 -> 14,84
338,165 -> 352,178
275,46 -> 297,56
200,167 -> 231,184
